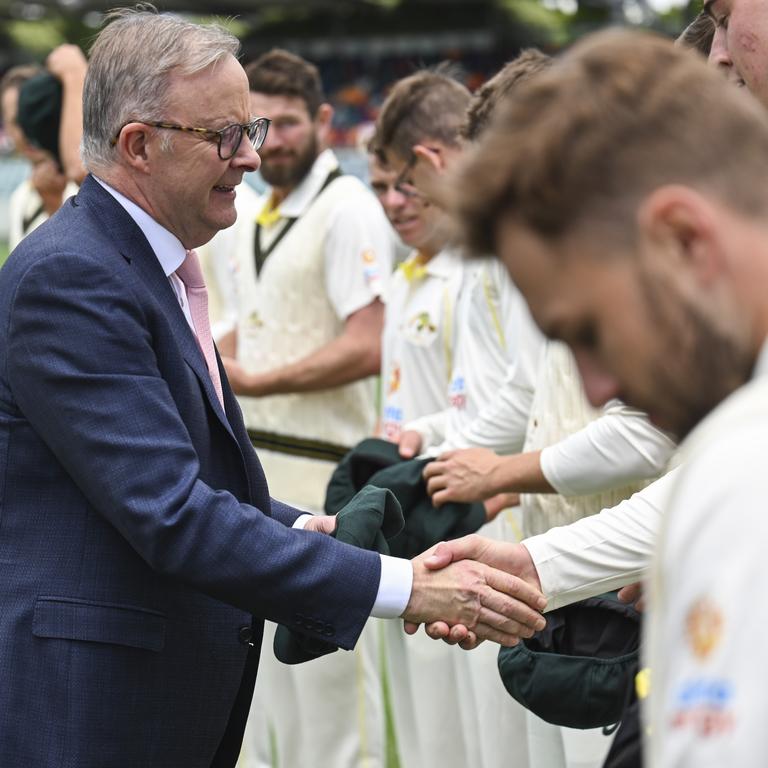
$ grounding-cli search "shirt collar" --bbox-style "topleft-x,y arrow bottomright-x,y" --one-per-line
425,247 -> 461,279
93,176 -> 187,277
273,148 -> 339,219
398,247 -> 460,283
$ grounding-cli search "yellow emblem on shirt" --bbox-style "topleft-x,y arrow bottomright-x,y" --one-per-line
388,363 -> 401,394
685,597 -> 723,660
413,311 -> 436,333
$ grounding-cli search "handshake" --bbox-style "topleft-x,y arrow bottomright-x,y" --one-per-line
304,507 -> 546,649
401,534 -> 546,649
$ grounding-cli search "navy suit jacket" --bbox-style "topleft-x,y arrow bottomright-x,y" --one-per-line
0,175 -> 381,767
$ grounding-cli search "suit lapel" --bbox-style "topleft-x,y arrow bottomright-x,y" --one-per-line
76,176 -> 236,440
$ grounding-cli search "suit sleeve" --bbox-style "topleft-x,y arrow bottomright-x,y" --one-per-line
6,251 -> 380,649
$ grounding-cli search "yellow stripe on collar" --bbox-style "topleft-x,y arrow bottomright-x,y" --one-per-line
256,194 -> 283,228
398,253 -> 430,283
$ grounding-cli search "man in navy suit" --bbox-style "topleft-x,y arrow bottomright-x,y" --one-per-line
0,8 -> 546,767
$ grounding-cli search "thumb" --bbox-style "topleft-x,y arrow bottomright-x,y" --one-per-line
424,534 -> 483,569
398,431 -> 421,459
423,541 -> 455,570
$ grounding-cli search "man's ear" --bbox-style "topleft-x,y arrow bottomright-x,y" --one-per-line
636,185 -> 726,286
314,103 -> 334,143
115,122 -> 153,174
412,143 -> 445,173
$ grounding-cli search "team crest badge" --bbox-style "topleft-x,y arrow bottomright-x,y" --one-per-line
388,363 -> 401,394
685,597 -> 723,660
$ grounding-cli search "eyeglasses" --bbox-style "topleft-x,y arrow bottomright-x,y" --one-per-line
393,154 -> 420,198
392,145 -> 444,198
110,117 -> 271,160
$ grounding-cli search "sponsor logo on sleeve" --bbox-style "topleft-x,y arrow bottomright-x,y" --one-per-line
669,597 -> 734,737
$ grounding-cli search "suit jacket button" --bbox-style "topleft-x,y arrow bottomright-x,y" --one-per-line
238,625 -> 254,645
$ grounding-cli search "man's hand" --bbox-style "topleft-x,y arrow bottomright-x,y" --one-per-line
617,581 -> 646,612
46,44 -> 88,82
401,540 -> 546,647
484,492 -> 521,522
221,356 -> 270,396
423,448 -> 503,506
398,429 -> 423,459
303,514 -> 337,535
404,535 -> 545,649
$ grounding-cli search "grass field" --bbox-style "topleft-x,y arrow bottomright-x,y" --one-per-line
0,241 -> 8,267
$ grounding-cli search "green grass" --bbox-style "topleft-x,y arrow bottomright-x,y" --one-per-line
0,240 -> 8,268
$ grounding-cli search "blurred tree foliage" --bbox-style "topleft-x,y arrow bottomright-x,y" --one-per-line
2,0 -> 702,70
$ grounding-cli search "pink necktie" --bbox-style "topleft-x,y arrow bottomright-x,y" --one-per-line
176,249 -> 225,408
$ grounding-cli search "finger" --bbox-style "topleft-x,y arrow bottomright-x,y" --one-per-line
470,622 -> 522,648
617,583 -> 642,604
475,588 -> 546,635
403,621 -> 420,635
431,489 -> 452,508
459,632 -> 482,651
436,449 -> 457,462
474,604 -> 540,639
423,541 -> 453,570
422,460 -> 446,481
398,433 -> 420,459
447,624 -> 470,643
424,474 -> 448,497
424,621 -> 450,640
424,534 -> 484,567
484,566 -> 548,613
635,596 -> 646,612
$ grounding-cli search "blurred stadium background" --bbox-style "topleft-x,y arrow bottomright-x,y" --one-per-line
0,0 -> 700,263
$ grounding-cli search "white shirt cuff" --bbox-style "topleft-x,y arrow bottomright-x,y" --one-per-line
370,554 -> 413,618
292,514 -> 313,530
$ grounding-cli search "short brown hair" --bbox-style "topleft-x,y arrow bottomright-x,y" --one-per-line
676,11 -> 715,56
374,68 -> 470,162
462,49 -> 552,142
453,29 -> 768,255
245,49 -> 325,116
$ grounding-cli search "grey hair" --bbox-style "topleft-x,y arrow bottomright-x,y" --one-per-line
82,5 -> 239,171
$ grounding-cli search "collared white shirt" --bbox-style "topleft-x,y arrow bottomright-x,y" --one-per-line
255,148 -> 389,318
380,247 -> 463,441
93,176 -> 195,331
648,339 -> 768,767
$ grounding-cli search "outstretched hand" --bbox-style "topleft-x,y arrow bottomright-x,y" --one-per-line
404,535 -> 546,650
401,536 -> 546,648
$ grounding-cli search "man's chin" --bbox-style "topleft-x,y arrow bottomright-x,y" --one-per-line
259,164 -> 299,188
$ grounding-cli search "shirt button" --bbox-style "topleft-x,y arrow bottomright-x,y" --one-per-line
238,625 -> 254,646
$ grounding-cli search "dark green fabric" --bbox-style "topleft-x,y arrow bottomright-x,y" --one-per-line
17,73 -> 63,167
497,592 -> 640,729
274,486 -> 404,665
325,437 -> 487,559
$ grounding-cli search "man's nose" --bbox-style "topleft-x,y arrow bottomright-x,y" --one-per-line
233,133 -> 261,173
381,186 -> 407,211
574,350 -> 621,407
708,26 -> 732,73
